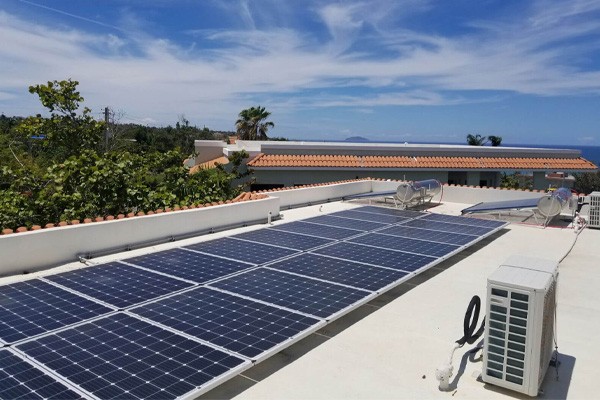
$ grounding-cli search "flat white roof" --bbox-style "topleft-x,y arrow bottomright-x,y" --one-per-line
2,195 -> 597,400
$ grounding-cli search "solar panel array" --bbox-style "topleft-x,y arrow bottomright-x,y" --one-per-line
0,205 -> 508,399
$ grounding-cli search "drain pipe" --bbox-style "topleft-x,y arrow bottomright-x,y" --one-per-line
267,211 -> 273,225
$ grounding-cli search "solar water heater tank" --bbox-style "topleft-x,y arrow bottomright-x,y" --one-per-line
396,179 -> 441,205
536,187 -> 571,218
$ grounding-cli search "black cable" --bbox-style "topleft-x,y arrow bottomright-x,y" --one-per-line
456,296 -> 486,347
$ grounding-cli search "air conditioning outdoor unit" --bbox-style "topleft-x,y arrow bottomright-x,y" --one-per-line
589,191 -> 600,229
482,255 -> 558,396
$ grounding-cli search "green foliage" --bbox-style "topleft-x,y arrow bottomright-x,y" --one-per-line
573,171 -> 600,194
488,135 -> 502,146
236,106 -> 274,140
0,79 -> 242,231
500,172 -> 521,189
16,80 -> 104,163
466,134 -> 487,146
0,150 -> 241,230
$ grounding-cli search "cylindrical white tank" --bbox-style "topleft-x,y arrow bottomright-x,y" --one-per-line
537,187 -> 571,217
396,179 -> 442,204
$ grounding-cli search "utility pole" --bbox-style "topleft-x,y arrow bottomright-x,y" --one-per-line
104,107 -> 110,151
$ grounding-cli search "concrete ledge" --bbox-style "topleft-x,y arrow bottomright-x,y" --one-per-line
263,181 -> 373,208
0,197 -> 279,276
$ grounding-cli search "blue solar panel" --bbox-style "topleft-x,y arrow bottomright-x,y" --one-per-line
124,248 -> 253,284
16,313 -> 247,400
0,349 -> 83,399
268,253 -> 409,291
352,205 -> 425,219
328,209 -> 410,224
231,229 -> 334,251
377,225 -> 478,246
349,233 -> 460,258
209,268 -> 369,318
131,287 -> 321,360
45,262 -> 193,309
301,215 -> 388,231
403,219 -> 496,236
313,242 -> 436,272
185,237 -> 299,265
421,213 -> 507,228
269,221 -> 360,240
0,279 -> 112,344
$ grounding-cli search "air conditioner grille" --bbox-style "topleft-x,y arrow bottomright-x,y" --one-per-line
485,288 -> 530,387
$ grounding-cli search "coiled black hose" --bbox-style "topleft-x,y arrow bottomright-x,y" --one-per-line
456,295 -> 485,347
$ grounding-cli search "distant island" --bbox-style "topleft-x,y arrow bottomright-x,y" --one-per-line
345,136 -> 369,142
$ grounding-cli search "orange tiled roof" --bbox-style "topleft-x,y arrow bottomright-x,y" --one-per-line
247,154 -> 597,170
189,156 -> 230,174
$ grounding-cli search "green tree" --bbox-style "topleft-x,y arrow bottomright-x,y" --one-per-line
573,171 -> 600,194
235,106 -> 274,140
488,135 -> 502,146
466,134 -> 487,146
16,79 -> 104,163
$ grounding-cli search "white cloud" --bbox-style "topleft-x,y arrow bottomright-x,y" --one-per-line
1,0 -> 600,129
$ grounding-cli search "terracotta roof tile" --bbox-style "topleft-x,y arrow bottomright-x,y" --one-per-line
247,154 -> 597,170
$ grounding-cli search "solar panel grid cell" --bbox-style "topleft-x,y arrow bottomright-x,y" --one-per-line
420,213 -> 507,228
45,262 -> 193,309
297,215 -> 388,231
209,268 -> 369,318
313,242 -> 436,272
350,205 -> 425,219
131,287 -> 321,359
328,209 -> 410,224
267,253 -> 409,291
0,279 -> 112,344
404,219 -> 494,236
0,349 -> 83,399
184,237 -> 299,264
124,248 -> 253,284
349,233 -> 460,258
230,229 -> 334,251
16,313 -> 247,400
377,225 -> 477,245
269,221 -> 360,240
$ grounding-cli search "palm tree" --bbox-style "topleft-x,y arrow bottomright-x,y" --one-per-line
235,106 -> 274,140
488,135 -> 502,146
466,134 -> 487,146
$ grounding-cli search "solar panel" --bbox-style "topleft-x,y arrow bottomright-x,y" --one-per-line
313,242 -> 436,272
328,209 -> 410,224
301,215 -> 388,231
231,229 -> 334,251
209,268 -> 369,319
0,349 -> 84,399
349,233 -> 460,258
184,237 -> 299,265
45,262 -> 193,309
123,248 -> 253,284
351,205 -> 425,219
420,213 -> 507,228
269,221 -> 360,240
267,253 -> 409,291
377,225 -> 478,246
0,279 -> 112,344
403,219 -> 495,236
16,313 -> 248,400
131,287 -> 321,360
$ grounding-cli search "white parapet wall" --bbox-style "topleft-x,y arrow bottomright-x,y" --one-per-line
371,179 -> 545,204
264,180 -> 373,208
0,197 -> 279,276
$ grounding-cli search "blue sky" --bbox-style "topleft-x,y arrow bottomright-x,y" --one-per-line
1,0 -> 600,145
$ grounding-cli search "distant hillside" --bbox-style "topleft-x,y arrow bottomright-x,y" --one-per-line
345,136 -> 369,142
